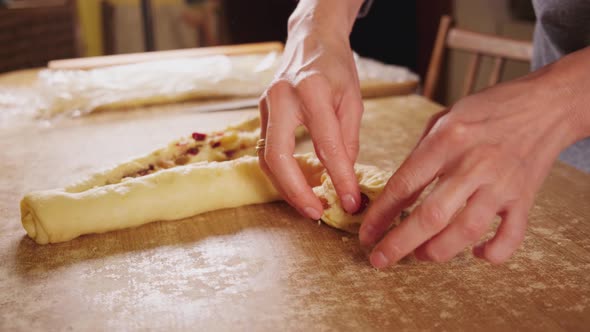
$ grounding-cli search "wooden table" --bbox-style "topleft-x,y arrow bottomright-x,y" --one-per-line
1,73 -> 590,331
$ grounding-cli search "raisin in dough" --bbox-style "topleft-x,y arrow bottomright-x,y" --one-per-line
21,118 -> 394,244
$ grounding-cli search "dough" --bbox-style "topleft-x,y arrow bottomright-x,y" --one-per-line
313,164 -> 393,233
65,116 -> 264,193
20,117 -> 394,244
21,154 -> 325,244
35,52 -> 418,117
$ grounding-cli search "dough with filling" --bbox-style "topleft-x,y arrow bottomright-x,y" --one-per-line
314,164 -> 393,233
21,118 -> 395,244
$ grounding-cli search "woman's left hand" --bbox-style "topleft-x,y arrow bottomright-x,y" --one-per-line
359,48 -> 590,268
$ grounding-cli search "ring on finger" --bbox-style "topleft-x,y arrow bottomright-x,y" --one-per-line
255,138 -> 266,153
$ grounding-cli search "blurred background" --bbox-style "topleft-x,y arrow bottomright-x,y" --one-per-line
0,0 -> 536,104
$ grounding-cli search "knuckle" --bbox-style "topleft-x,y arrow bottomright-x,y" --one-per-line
426,112 -> 444,129
382,242 -> 404,261
286,186 -> 310,204
294,73 -> 333,99
385,175 -> 415,202
327,168 -> 357,193
345,144 -> 359,162
266,79 -> 293,99
423,245 -> 448,263
314,137 -> 342,160
294,71 -> 328,89
450,173 -> 473,189
503,227 -> 527,248
417,205 -> 447,232
469,147 -> 503,179
465,147 -> 489,163
382,182 -> 404,205
264,149 -> 284,171
346,136 -> 360,149
439,122 -> 470,144
460,220 -> 487,242
485,231 -> 526,264
315,135 -> 339,151
454,95 -> 479,111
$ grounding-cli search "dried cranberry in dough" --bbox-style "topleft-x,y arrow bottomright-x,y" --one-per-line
192,132 -> 207,141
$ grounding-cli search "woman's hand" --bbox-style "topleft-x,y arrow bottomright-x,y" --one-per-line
258,0 -> 366,220
359,47 -> 590,268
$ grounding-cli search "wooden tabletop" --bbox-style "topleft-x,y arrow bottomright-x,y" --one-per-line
1,74 -> 590,331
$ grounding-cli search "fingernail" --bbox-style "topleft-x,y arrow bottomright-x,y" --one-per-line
370,250 -> 389,269
304,207 -> 322,220
342,194 -> 358,214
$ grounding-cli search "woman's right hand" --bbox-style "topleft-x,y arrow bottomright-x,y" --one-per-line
258,0 -> 366,220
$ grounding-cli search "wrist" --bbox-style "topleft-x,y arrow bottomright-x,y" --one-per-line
563,48 -> 590,142
537,47 -> 590,145
288,0 -> 364,39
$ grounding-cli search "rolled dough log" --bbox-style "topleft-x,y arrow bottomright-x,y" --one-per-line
21,155 -> 325,244
20,117 -> 396,244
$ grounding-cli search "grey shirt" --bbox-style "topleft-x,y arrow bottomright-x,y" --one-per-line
532,0 -> 590,70
533,0 -> 590,172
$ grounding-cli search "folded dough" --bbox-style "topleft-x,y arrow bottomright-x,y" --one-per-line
313,164 -> 393,234
21,118 -> 395,244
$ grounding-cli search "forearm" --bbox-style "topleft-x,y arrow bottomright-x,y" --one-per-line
288,0 -> 365,38
557,47 -> 590,142
533,46 -> 590,144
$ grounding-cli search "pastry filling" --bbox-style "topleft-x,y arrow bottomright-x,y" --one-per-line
353,193 -> 370,216
119,129 -> 259,182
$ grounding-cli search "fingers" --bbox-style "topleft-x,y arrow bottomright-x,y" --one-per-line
367,173 -> 480,269
297,76 -> 361,214
414,189 -> 498,262
359,140 -> 447,248
336,87 -> 364,162
257,97 -> 296,208
260,82 -> 324,220
258,95 -> 269,140
416,109 -> 450,147
473,206 -> 529,264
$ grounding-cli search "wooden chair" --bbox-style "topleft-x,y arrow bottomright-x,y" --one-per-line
102,0 -> 156,54
423,15 -> 533,100
181,0 -> 222,47
102,0 -> 222,55
140,0 -> 155,51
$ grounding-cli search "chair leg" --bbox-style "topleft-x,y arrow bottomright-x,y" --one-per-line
140,0 -> 155,51
101,0 -> 115,55
423,15 -> 452,100
462,52 -> 481,97
488,57 -> 505,86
